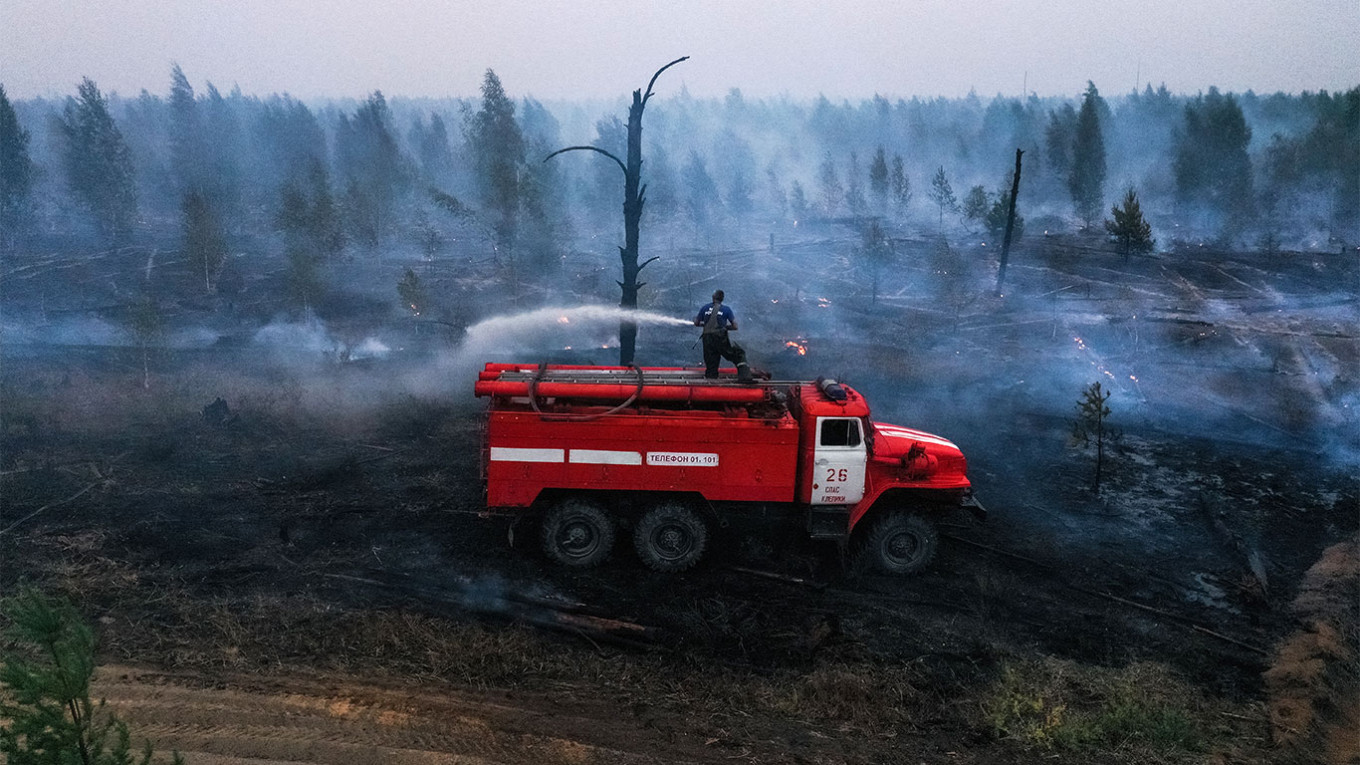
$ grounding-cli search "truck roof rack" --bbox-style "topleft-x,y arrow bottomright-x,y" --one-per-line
474,363 -> 809,404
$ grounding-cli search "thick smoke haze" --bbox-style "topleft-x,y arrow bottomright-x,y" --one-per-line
0,60 -> 1355,471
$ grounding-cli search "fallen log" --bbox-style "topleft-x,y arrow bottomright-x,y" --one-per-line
320,571 -> 663,646
0,481 -> 102,536
728,566 -> 826,589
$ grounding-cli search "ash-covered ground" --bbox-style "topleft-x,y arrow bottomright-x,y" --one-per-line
2,229 -> 1356,763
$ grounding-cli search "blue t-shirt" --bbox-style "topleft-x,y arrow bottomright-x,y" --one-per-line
695,303 -> 735,334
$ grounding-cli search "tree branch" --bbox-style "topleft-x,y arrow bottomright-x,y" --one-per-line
642,56 -> 690,106
638,256 -> 660,272
544,145 -> 626,176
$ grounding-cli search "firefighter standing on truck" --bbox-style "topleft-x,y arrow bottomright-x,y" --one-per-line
695,290 -> 753,381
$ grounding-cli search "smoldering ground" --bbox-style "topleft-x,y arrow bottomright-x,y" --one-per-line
3,75 -> 1358,763
2,229 -> 1357,765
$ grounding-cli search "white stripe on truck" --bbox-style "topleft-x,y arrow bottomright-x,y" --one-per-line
569,449 -> 643,465
489,447 -> 565,463
874,426 -> 957,449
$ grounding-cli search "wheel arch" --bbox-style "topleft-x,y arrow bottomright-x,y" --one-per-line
848,488 -> 958,542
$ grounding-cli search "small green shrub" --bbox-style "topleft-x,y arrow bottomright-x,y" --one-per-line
986,657 -> 1204,755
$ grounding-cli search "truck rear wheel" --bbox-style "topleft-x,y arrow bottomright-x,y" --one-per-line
633,502 -> 708,573
541,499 -> 614,568
863,512 -> 938,575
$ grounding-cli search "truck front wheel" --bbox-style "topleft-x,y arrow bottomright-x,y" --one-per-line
542,499 -> 615,568
863,512 -> 938,575
634,502 -> 708,573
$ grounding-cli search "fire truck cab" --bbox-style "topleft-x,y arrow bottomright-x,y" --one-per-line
474,363 -> 984,574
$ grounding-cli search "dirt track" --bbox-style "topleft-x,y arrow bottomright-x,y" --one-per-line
97,665 -> 707,765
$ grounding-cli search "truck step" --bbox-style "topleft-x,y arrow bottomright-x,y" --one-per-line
808,507 -> 849,540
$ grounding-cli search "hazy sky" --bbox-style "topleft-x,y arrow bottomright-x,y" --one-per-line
3,0 -> 1357,102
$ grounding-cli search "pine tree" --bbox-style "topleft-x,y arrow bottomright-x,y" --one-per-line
890,155 -> 912,214
817,154 -> 843,216
717,131 -> 757,217
200,83 -> 244,222
1069,81 -> 1107,228
985,187 -> 1024,243
306,159 -> 343,260
57,78 -> 138,241
844,152 -> 867,217
764,164 -> 787,221
167,64 -> 203,197
868,146 -> 890,212
275,158 -> 339,313
1044,103 -> 1077,184
681,150 -> 718,227
928,166 -> 958,227
335,91 -> 405,249
962,185 -> 988,230
789,180 -> 809,221
255,96 -> 327,196
1173,87 -> 1254,230
859,219 -> 891,304
1071,381 -> 1114,489
468,70 -> 524,256
183,190 -> 227,293
0,587 -> 182,765
1105,187 -> 1155,260
0,85 -> 34,245
411,112 -> 455,183
726,166 -> 755,217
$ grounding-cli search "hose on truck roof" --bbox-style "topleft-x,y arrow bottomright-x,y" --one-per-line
527,361 -> 646,421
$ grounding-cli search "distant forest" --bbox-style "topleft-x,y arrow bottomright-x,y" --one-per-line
1,68 -> 1356,293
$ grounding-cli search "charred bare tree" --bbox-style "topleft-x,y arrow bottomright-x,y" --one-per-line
546,56 -> 688,365
994,149 -> 1023,295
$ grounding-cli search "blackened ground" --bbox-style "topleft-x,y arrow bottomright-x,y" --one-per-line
1,236 -> 1357,763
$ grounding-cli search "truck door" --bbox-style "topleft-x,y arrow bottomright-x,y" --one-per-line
811,417 -> 866,505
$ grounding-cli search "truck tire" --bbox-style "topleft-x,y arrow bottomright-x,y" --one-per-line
863,512 -> 938,575
541,499 -> 615,568
633,502 -> 708,573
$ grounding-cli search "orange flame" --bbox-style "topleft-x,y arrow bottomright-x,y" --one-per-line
785,341 -> 808,356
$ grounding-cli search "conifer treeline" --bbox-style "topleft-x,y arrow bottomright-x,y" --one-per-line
1,71 -> 1355,260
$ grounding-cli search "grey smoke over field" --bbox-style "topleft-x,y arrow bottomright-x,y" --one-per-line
252,317 -> 391,362
3,72 -> 1355,471
0,316 -> 220,350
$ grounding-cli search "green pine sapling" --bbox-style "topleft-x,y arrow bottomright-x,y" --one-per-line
0,587 -> 183,765
1071,381 -> 1114,489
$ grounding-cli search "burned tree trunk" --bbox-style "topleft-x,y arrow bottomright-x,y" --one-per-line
994,148 -> 1023,296
547,57 -> 688,365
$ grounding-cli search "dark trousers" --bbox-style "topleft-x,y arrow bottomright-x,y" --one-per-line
702,333 -> 747,378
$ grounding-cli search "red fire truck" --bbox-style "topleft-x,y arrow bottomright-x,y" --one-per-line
475,363 -> 984,574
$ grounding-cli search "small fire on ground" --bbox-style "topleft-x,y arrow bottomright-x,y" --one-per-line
785,339 -> 808,356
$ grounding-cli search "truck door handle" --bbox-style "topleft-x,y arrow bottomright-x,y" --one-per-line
815,459 -> 829,465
